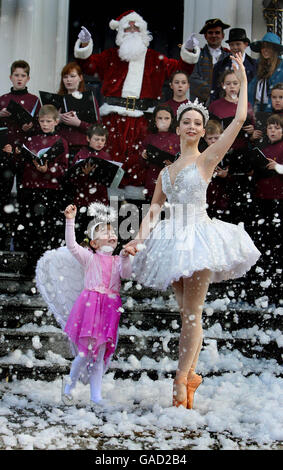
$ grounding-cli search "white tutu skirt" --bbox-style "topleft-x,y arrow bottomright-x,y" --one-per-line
132,216 -> 261,291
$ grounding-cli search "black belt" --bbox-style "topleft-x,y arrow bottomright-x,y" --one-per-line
104,96 -> 157,111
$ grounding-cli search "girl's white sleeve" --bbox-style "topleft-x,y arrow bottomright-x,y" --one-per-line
65,219 -> 91,266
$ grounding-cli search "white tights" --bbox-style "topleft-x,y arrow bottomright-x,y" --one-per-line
64,344 -> 106,403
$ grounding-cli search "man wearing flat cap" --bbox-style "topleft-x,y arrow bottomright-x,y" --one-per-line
189,18 -> 230,105
211,28 -> 257,101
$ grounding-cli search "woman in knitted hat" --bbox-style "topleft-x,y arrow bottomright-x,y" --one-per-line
248,32 -> 283,112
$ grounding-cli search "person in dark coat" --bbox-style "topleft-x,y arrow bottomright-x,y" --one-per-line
189,18 -> 230,105
211,28 -> 257,101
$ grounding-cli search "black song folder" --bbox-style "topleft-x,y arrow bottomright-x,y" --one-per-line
145,144 -> 176,167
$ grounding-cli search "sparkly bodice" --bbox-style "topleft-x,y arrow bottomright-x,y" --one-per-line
132,162 -> 260,291
162,163 -> 208,208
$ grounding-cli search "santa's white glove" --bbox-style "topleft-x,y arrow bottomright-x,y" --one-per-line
184,33 -> 199,51
275,163 -> 283,174
78,26 -> 92,43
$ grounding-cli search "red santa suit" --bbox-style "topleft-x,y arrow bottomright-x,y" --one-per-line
74,11 -> 200,190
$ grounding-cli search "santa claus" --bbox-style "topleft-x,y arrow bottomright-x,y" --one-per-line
74,10 -> 200,196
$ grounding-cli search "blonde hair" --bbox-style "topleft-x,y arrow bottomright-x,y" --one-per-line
39,104 -> 59,120
205,119 -> 223,135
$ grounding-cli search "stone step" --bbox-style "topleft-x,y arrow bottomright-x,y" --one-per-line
0,269 -> 264,300
1,250 -> 281,305
1,292 -> 282,332
1,250 -> 282,388
0,273 -> 37,296
0,251 -> 28,273
3,364 -> 283,383
122,303 -> 283,331
0,301 -> 53,328
0,324 -> 281,363
1,346 -> 282,383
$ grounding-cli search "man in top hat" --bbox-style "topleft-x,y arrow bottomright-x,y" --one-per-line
210,28 -> 257,101
73,10 -> 200,196
189,18 -> 230,105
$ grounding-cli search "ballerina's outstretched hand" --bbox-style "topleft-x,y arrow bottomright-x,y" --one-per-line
230,52 -> 247,84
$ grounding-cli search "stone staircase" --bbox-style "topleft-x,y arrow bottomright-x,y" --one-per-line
0,250 -> 282,383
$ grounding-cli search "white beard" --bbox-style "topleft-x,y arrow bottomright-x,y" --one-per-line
118,32 -> 148,62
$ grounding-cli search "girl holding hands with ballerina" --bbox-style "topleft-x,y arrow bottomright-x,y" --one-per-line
125,53 -> 260,409
36,202 -> 132,408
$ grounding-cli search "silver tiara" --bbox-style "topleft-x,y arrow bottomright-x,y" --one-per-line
176,99 -> 210,126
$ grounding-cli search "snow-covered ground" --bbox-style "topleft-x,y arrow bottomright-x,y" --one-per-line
0,343 -> 282,451
0,284 -> 282,450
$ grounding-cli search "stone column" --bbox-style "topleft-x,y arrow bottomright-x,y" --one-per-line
0,0 -> 69,95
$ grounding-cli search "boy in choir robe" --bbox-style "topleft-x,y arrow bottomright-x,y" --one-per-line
0,60 -> 41,146
13,105 -> 69,272
67,124 -> 112,241
0,60 -> 42,250
250,114 -> 283,290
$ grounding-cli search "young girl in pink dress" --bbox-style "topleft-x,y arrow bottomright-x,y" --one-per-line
36,202 -> 132,408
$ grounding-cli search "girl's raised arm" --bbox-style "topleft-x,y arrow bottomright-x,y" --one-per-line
199,53 -> 248,179
65,205 -> 92,266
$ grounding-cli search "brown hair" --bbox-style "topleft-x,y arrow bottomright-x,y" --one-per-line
39,104 -> 59,120
177,106 -> 206,127
87,124 -> 109,139
149,104 -> 176,133
57,62 -> 86,95
218,69 -> 239,97
169,70 -> 190,84
257,48 -> 280,80
10,60 -> 30,76
271,82 -> 283,93
266,113 -> 283,128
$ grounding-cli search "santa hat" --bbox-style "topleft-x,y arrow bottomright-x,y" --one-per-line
109,10 -> 148,33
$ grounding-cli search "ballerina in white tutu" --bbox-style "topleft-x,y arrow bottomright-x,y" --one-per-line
125,53 -> 260,410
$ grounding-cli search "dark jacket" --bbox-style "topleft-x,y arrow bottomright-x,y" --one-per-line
15,132 -> 69,190
0,88 -> 41,145
189,44 -> 230,105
